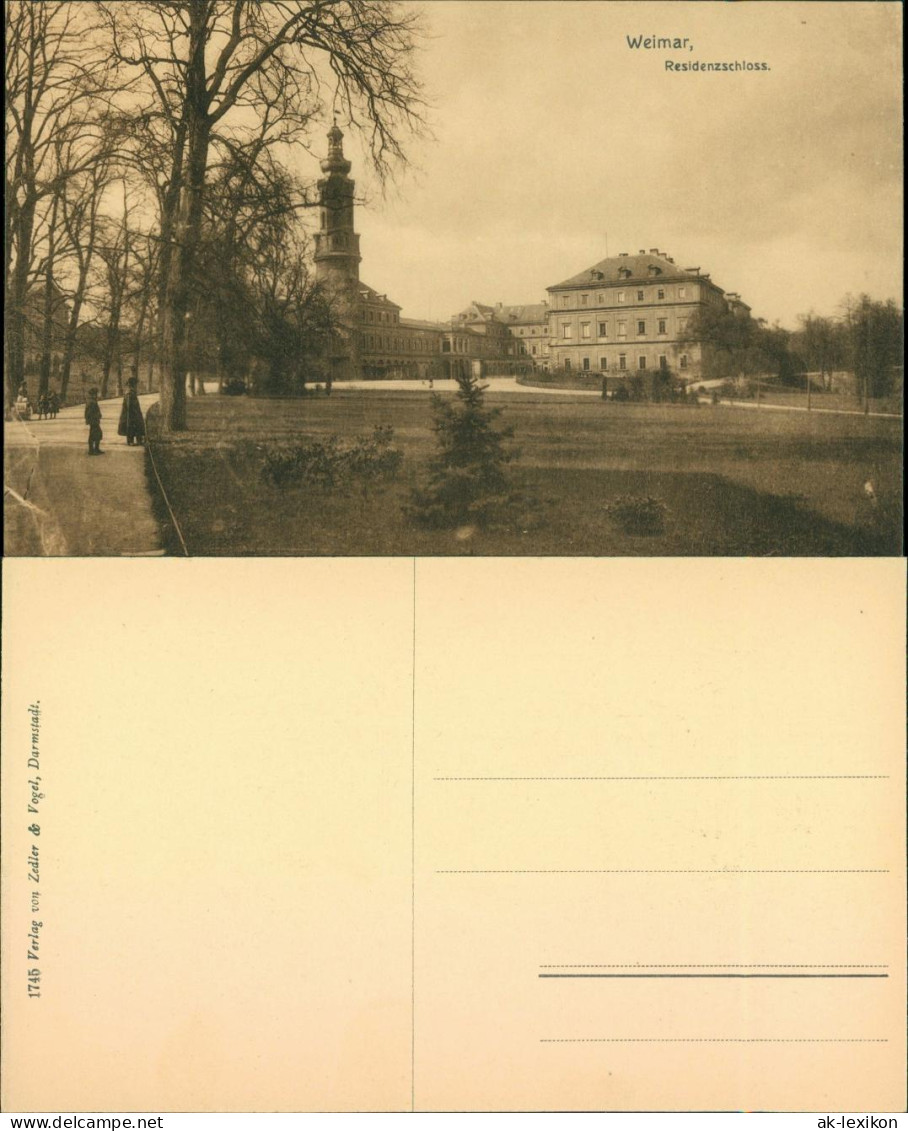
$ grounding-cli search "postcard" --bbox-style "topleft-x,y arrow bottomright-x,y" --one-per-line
3,0 -> 901,560
2,0 -> 905,1117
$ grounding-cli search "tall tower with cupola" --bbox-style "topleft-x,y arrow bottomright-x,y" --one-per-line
313,122 -> 362,292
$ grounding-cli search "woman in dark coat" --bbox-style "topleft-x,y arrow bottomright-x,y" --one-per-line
118,377 -> 145,445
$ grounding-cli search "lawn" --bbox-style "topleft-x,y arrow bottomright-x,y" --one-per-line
145,388 -> 902,556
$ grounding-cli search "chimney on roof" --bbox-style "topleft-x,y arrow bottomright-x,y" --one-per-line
638,249 -> 645,254
619,252 -> 628,257
496,302 -> 503,310
649,248 -> 658,254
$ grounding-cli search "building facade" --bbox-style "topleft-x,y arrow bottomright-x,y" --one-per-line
545,249 -> 744,383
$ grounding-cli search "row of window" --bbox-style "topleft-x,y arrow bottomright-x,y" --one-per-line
562,354 -> 690,372
363,334 -> 434,353
364,309 -> 399,325
560,286 -> 690,308
561,317 -> 687,340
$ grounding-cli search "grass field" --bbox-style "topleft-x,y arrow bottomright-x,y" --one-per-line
145,389 -> 902,556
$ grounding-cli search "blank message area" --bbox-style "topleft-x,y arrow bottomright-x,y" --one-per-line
412,560 -> 906,1112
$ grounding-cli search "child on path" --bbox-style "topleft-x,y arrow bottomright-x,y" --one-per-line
85,387 -> 103,455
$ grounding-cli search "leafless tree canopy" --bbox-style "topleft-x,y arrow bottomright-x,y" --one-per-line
5,1 -> 426,427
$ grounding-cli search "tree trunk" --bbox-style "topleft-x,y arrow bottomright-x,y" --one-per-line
159,2 -> 210,432
6,198 -> 36,407
38,193 -> 61,400
61,290 -> 87,401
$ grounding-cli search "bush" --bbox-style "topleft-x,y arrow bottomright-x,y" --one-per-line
604,494 -> 668,536
260,425 -> 402,490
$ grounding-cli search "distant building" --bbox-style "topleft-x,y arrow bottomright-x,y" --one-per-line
450,302 -> 544,372
546,249 -> 747,383
313,125 -> 536,381
313,130 -> 750,386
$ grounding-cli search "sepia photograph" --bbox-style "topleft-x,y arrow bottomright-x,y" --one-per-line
4,0 -> 903,558
2,4 -> 906,1119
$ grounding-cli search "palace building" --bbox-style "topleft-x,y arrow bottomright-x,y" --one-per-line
314,125 -> 537,382
546,250 -> 750,383
313,126 -> 749,385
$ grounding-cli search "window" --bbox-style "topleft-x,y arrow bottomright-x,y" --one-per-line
599,357 -> 608,370
598,322 -> 607,337
679,286 -> 687,298
638,356 -> 647,370
618,291 -> 626,303
658,319 -> 667,335
657,289 -> 665,300
564,357 -> 571,371
531,345 -> 537,356
637,290 -> 645,301
618,354 -> 627,371
581,322 -> 591,339
678,317 -> 688,332
562,322 -> 572,339
582,356 -> 590,371
597,293 -> 604,303
637,320 -> 646,335
562,295 -> 570,307
581,294 -> 588,306
659,355 -> 667,370
617,320 -> 627,339
680,354 -> 689,369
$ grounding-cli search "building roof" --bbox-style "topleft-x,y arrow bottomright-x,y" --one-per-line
549,250 -> 709,290
492,303 -> 547,324
400,317 -> 447,332
358,281 -> 401,309
453,300 -> 547,326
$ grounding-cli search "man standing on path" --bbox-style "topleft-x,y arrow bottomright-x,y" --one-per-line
85,388 -> 103,455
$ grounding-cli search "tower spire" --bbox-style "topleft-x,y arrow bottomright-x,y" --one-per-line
314,121 -> 360,285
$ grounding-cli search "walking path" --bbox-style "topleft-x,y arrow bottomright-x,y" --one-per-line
4,394 -> 162,556
710,397 -> 901,420
343,377 -> 902,417
342,376 -> 601,397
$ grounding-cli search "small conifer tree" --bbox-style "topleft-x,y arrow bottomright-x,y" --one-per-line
407,371 -> 517,528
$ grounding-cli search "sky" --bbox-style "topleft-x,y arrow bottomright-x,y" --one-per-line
295,0 -> 902,329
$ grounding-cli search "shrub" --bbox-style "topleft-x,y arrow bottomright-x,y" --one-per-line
260,425 -> 402,490
604,494 -> 668,536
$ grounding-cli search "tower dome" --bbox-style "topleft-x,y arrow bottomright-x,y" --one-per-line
321,121 -> 351,175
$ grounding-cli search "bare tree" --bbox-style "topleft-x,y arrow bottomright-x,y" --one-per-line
93,188 -> 135,398
56,148 -> 115,399
5,0 -> 116,407
98,0 -> 425,431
